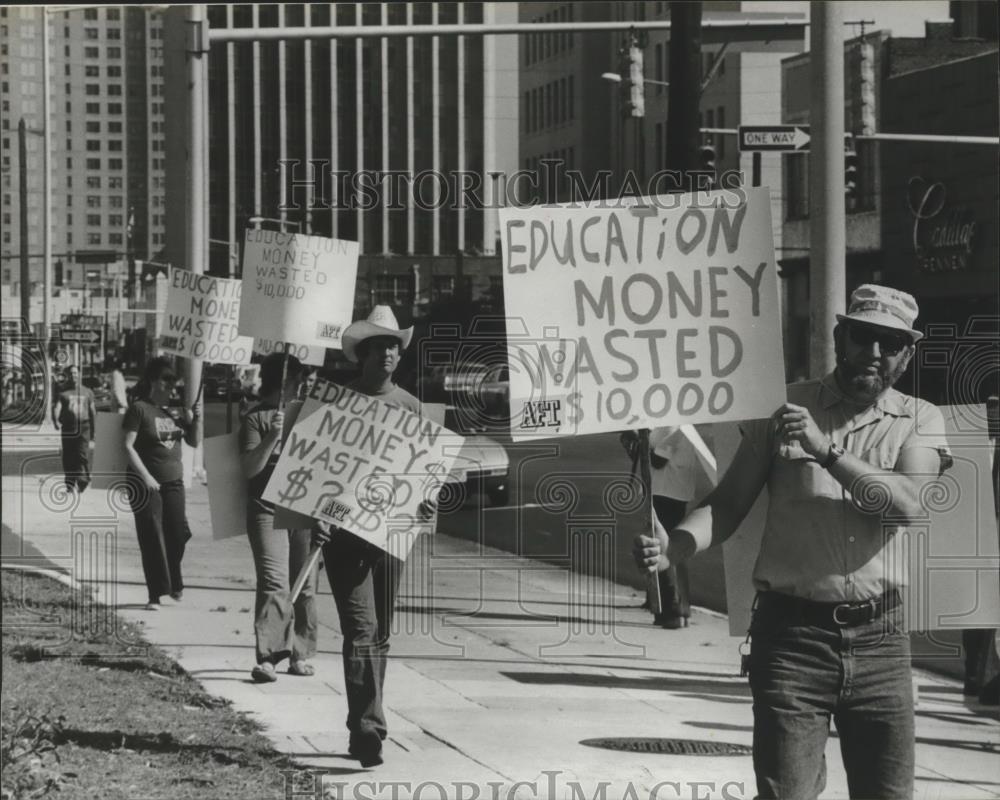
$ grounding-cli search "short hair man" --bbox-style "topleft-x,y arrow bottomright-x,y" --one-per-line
52,364 -> 97,493
312,305 -> 419,768
636,285 -> 950,799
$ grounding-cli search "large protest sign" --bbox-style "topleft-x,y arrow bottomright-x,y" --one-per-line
263,381 -> 457,554
239,230 -> 359,350
253,337 -> 326,367
159,269 -> 253,365
720,404 -> 1000,635
499,188 -> 785,439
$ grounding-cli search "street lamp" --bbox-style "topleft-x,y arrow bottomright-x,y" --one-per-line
600,72 -> 669,88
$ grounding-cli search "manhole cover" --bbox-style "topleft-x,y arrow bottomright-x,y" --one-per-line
581,737 -> 752,756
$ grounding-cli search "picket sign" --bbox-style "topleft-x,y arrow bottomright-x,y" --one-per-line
159,269 -> 253,365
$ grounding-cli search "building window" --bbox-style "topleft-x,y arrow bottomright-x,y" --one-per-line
106,8 -> 120,21
85,65 -> 99,77
87,233 -> 102,245
87,214 -> 101,226
85,46 -> 99,58
86,121 -> 100,133
86,176 -> 101,188
108,158 -> 122,170
86,196 -> 101,208
107,65 -> 121,77
109,196 -> 123,208
84,8 -> 98,20
85,84 -> 100,96
107,103 -> 122,114
84,27 -> 98,40
107,84 -> 122,96
109,214 -> 123,227
109,233 -> 123,245
107,28 -> 120,40
86,158 -> 100,169
108,121 -> 122,133
109,177 -> 123,189
85,102 -> 99,114
108,140 -> 122,152
86,140 -> 101,152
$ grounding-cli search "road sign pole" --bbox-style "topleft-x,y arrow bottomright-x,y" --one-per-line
808,1 -> 846,379
752,151 -> 761,187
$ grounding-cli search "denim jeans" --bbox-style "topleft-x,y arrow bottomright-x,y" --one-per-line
322,530 -> 402,741
246,511 -> 318,665
748,594 -> 914,800
128,477 -> 191,602
61,431 -> 91,493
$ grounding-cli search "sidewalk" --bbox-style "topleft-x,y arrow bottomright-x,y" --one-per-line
2,459 -> 998,800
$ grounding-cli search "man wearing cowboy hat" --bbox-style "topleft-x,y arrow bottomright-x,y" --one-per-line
636,285 -> 951,799
312,305 -> 420,768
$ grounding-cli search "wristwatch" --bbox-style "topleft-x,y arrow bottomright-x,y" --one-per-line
821,441 -> 845,470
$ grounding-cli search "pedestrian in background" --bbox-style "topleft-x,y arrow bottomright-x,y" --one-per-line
107,357 -> 128,413
636,285 -> 951,799
647,425 -> 716,628
122,357 -> 201,610
51,364 -> 96,494
239,352 -> 319,684
311,305 -> 421,768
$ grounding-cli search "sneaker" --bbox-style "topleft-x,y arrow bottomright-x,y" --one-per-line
170,591 -> 183,602
144,600 -> 160,611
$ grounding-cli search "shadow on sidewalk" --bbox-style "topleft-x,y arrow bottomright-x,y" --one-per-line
501,670 -> 752,699
1,523 -> 69,575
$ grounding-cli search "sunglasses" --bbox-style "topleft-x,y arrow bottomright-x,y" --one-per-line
847,325 -> 910,356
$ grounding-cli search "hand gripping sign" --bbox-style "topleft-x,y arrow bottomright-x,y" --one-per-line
238,230 -> 359,351
498,187 -> 786,439
159,269 -> 254,365
262,381 -> 457,555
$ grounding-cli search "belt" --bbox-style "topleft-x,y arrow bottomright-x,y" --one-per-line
756,589 -> 902,629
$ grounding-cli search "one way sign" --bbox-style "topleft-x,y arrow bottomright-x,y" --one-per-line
739,125 -> 810,152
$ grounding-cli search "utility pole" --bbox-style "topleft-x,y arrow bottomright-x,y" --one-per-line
18,120 -> 30,325
808,2 -> 846,377
665,2 -> 703,180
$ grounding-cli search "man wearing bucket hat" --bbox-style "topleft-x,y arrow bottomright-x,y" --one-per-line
636,285 -> 951,799
311,305 -> 420,768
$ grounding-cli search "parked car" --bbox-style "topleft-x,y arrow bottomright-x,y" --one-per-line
440,433 -> 510,508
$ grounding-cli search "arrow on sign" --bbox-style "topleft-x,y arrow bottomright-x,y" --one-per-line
61,328 -> 101,343
738,125 -> 811,152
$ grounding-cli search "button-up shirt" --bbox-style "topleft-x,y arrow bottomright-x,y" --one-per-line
740,373 -> 950,602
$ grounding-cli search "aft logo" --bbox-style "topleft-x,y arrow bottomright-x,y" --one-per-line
320,498 -> 351,522
520,399 -> 562,430
316,322 -> 343,341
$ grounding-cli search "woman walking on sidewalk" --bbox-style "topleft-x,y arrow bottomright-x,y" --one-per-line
239,352 -> 319,683
122,357 -> 200,610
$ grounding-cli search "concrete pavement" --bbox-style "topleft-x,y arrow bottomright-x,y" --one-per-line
2,450 -> 998,800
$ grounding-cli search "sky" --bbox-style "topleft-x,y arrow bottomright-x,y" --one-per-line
740,0 -> 952,43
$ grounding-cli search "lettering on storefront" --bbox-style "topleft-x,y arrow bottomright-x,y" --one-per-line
907,177 -> 978,273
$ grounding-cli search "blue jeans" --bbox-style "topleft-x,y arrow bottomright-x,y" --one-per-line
323,531 -> 402,741
246,511 -> 318,665
748,594 -> 914,800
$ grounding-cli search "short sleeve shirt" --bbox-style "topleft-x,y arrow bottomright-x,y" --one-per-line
741,373 -> 950,602
649,425 -> 717,502
345,379 -> 421,413
122,400 -> 186,483
56,385 -> 95,435
239,401 -> 282,513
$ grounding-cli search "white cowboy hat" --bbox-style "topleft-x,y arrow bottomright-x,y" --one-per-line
835,284 -> 923,342
341,305 -> 413,363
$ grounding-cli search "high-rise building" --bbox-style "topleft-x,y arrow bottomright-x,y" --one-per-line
0,5 -> 165,315
162,2 -> 519,285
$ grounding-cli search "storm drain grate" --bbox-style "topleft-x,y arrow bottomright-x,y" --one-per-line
581,737 -> 752,756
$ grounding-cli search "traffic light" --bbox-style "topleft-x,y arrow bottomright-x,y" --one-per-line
620,39 -> 645,118
844,145 -> 859,199
700,144 -> 717,173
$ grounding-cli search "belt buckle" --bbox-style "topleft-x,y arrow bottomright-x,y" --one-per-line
865,597 -> 877,624
832,603 -> 852,626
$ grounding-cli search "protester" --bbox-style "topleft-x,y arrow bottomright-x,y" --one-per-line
311,305 -> 421,768
623,425 -> 716,628
239,352 -> 319,684
107,357 -> 128,413
635,285 -> 951,799
122,357 -> 201,610
51,365 -> 96,494
239,365 -> 262,420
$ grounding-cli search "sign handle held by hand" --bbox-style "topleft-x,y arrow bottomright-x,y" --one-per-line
289,544 -> 323,605
637,428 -> 663,616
